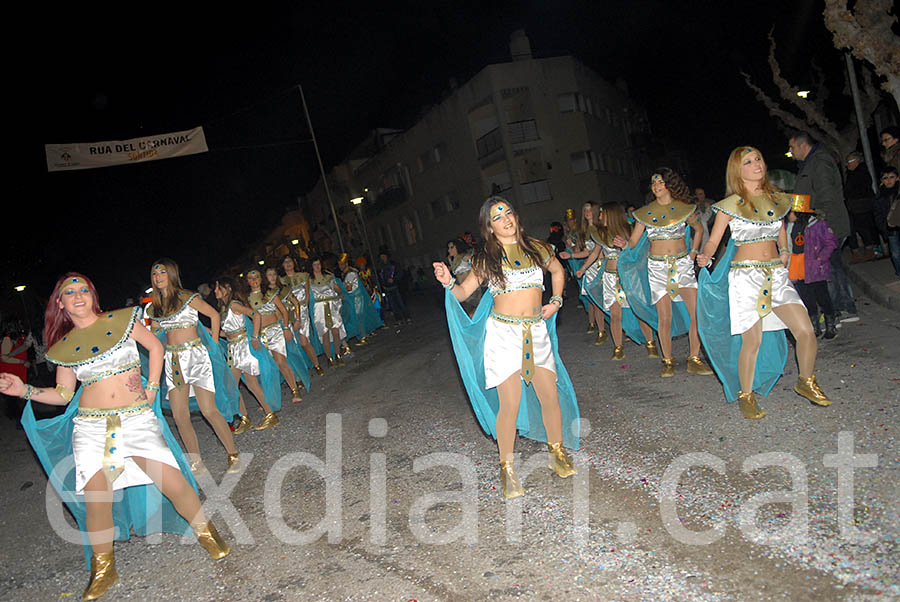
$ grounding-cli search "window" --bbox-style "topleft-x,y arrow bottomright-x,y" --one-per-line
486,171 -> 512,195
508,119 -> 539,143
520,180 -> 552,204
571,151 -> 592,174
476,127 -> 503,158
558,93 -> 577,113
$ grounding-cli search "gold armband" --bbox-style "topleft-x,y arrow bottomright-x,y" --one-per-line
55,384 -> 75,402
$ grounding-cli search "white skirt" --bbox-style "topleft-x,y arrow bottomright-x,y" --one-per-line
602,269 -> 630,310
72,403 -> 180,493
648,255 -> 697,304
165,338 -> 215,395
483,315 -> 555,389
580,260 -> 602,297
261,322 -> 287,357
295,305 -> 311,340
313,298 -> 344,338
227,334 -> 260,376
728,263 -> 803,335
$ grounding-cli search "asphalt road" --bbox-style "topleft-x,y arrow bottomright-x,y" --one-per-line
1,288 -> 897,601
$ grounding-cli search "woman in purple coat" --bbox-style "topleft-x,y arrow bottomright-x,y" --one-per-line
786,196 -> 839,338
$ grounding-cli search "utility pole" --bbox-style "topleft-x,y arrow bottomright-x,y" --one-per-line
299,83 -> 345,252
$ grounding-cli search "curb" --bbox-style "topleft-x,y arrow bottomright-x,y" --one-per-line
844,257 -> 900,312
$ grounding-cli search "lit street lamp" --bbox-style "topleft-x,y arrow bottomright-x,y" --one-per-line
13,285 -> 31,331
350,194 -> 383,295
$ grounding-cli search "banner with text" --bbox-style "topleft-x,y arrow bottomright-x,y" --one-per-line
45,127 -> 209,172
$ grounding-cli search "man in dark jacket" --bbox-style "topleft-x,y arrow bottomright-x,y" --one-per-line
844,151 -> 879,262
789,132 -> 858,322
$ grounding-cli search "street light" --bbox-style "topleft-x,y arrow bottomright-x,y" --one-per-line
291,239 -> 300,245
797,90 -> 810,99
13,285 -> 30,331
349,194 -> 383,295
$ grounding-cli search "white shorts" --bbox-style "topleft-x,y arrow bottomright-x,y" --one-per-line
648,254 -> 697,304
226,333 -> 260,376
728,262 -> 803,335
483,314 -> 556,389
261,322 -> 287,357
165,338 -> 215,395
602,269 -> 629,309
72,403 -> 180,493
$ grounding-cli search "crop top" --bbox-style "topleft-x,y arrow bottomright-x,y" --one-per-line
148,291 -> 200,332
311,275 -> 341,301
248,290 -> 279,316
487,243 -> 552,297
282,273 -> 309,304
729,218 -> 783,245
632,200 -> 695,241
45,307 -> 142,386
601,243 -> 621,259
221,303 -> 247,335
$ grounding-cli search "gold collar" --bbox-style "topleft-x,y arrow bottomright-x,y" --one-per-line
46,307 -> 140,367
713,193 -> 791,224
632,200 -> 696,228
248,290 -> 278,309
280,272 -> 308,286
147,290 -> 198,320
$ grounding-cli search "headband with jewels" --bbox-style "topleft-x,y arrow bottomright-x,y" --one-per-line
583,202 -> 592,209
742,147 -> 756,156
651,174 -> 663,183
490,203 -> 508,219
789,193 -> 812,213
152,264 -> 166,271
565,208 -> 575,219
59,277 -> 87,295
247,269 -> 261,277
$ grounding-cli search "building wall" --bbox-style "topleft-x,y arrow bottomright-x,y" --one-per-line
307,54 -> 655,270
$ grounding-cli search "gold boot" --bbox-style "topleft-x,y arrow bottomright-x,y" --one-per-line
233,415 -> 253,434
661,358 -> 675,378
189,459 -> 207,476
226,452 -> 241,474
82,551 -> 117,601
499,460 -> 524,498
335,354 -> 345,366
687,355 -> 714,375
547,441 -> 577,477
645,340 -> 659,358
314,364 -> 325,376
291,387 -> 302,404
738,391 -> 766,419
611,345 -> 626,360
355,336 -> 369,347
254,411 -> 280,430
794,374 -> 832,406
192,520 -> 230,560
594,331 -> 608,346
586,323 -> 596,334
327,356 -> 336,368
340,343 -> 352,357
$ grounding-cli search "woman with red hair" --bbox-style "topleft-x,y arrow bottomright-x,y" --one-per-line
0,273 -> 229,601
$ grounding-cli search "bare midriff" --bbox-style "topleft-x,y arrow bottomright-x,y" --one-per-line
79,368 -> 146,408
493,288 -> 543,319
164,325 -> 199,345
649,238 -> 687,257
259,313 -> 279,329
733,240 -> 779,262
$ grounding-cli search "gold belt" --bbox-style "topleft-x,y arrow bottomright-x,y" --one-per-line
226,330 -> 247,344
490,311 -> 541,386
166,338 -> 202,352
317,296 -> 339,328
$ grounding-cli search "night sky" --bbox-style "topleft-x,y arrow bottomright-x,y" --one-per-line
5,0 -> 858,324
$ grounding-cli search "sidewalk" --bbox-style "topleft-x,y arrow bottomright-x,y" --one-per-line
843,247 -> 900,311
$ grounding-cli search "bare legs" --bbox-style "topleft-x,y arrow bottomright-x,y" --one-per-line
83,458 -> 206,554
231,368 -> 272,414
656,295 -> 673,359
609,303 -> 623,346
678,288 -> 703,357
269,350 -> 300,392
168,386 -> 238,459
296,332 -> 320,368
739,304 -> 817,389
495,367 -> 563,462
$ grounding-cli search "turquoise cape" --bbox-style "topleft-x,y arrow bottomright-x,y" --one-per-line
616,230 -> 691,337
22,379 -> 198,569
215,315 -> 283,412
697,239 -> 788,401
146,322 -> 240,422
341,274 -> 383,338
443,290 -> 580,450
584,258 -> 648,344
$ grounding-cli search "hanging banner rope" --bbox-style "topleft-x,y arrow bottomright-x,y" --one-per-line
45,126 -> 208,172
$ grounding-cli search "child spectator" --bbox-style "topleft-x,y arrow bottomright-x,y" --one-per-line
786,195 -> 839,339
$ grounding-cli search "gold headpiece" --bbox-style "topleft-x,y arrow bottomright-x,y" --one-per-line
490,202 -> 508,219
338,252 -> 349,264
583,202 -> 592,209
59,277 -> 87,296
789,193 -> 812,213
651,174 -> 663,183
246,269 -> 261,278
565,208 -> 575,219
742,147 -> 756,156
